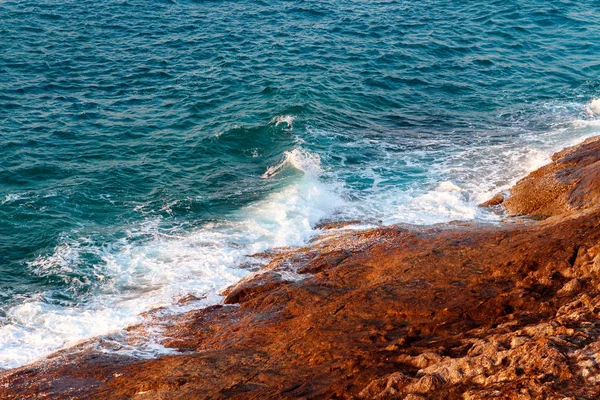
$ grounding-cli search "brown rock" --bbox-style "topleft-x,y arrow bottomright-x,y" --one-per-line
297,249 -> 351,274
480,192 -> 505,207
4,137 -> 600,399
222,271 -> 290,304
502,136 -> 600,218
557,278 -> 585,297
357,372 -> 414,399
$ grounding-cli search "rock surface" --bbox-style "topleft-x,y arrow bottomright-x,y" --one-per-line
3,138 -> 600,399
502,136 -> 600,218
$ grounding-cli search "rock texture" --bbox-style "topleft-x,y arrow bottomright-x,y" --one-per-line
501,136 -> 600,218
3,138 -> 600,399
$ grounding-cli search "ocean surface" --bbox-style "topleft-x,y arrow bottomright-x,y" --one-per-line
1,0 -> 600,369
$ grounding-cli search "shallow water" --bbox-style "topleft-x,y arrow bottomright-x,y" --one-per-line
1,0 -> 600,368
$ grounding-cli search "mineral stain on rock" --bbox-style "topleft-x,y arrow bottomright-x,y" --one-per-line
4,138 -> 600,398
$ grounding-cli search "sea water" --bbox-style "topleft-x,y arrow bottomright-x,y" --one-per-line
1,0 -> 600,369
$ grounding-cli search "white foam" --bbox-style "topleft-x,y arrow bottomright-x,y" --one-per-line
262,148 -> 322,179
4,101 -> 600,370
400,181 -> 478,224
335,181 -> 487,227
0,148 -> 344,370
270,115 -> 295,130
571,119 -> 600,129
2,193 -> 23,204
589,98 -> 600,115
304,100 -> 600,227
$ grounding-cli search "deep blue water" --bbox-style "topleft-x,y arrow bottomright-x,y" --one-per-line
1,0 -> 600,368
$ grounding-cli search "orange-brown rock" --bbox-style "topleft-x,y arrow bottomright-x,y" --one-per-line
3,138 -> 600,399
502,136 -> 600,218
479,192 -> 505,207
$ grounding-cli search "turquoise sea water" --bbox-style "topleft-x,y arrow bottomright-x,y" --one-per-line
1,0 -> 600,368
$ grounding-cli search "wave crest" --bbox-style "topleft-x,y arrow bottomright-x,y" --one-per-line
270,115 -> 295,130
261,148 -> 322,179
590,98 -> 600,116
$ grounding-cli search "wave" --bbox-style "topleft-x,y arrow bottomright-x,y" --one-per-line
261,148 -> 321,179
589,98 -> 600,116
270,115 -> 296,130
2,100 -> 600,369
0,148 -> 343,369
303,98 -> 600,226
2,193 -> 23,204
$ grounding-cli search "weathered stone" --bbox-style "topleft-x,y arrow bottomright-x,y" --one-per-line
3,138 -> 600,399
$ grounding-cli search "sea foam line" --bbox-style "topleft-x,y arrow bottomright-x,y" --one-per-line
0,147 -> 343,370
3,101 -> 600,369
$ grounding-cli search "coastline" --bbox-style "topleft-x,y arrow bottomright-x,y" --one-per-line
3,137 -> 600,398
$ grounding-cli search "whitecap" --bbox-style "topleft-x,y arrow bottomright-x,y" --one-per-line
261,148 -> 322,179
0,148 -> 344,370
2,193 -> 23,204
589,98 -> 600,115
270,115 -> 295,130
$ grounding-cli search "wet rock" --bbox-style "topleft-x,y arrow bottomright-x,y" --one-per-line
4,137 -> 600,399
501,136 -> 600,218
479,192 -> 505,207
222,271 -> 290,304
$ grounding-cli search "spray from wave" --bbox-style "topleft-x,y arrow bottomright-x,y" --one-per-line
303,99 -> 600,226
261,148 -> 322,179
3,100 -> 600,369
0,146 -> 343,369
589,98 -> 600,116
270,115 -> 296,130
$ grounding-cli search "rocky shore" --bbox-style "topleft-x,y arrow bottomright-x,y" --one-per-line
3,137 -> 600,399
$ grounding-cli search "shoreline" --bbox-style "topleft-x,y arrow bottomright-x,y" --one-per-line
3,137 -> 600,398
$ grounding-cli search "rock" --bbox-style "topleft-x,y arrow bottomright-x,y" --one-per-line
297,249 -> 351,274
557,278 -> 584,297
502,136 -> 600,218
176,294 -> 204,304
4,137 -> 600,399
407,374 -> 445,393
222,271 -> 290,304
480,192 -> 505,207
313,219 -> 362,230
357,372 -> 414,399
